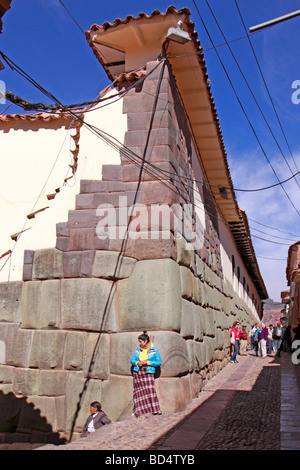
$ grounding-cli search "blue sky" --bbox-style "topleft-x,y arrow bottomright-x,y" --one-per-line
0,0 -> 300,302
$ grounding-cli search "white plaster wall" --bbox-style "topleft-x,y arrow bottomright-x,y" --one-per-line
189,134 -> 260,319
219,219 -> 260,321
0,88 -> 127,281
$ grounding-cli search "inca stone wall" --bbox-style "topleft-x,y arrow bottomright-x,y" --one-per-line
0,60 -> 260,443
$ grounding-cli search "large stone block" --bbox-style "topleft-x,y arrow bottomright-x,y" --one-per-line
176,237 -> 195,270
116,259 -> 181,332
13,368 -> 39,396
101,375 -> 134,421
32,248 -> 63,280
38,370 -> 68,396
110,330 -> 189,378
193,305 -> 205,341
152,331 -> 189,377
121,236 -> 177,261
21,281 -> 41,329
0,281 -> 23,323
0,323 -> 33,367
92,251 -> 136,280
69,228 -> 95,251
193,340 -> 207,371
185,339 -> 194,373
61,278 -> 117,332
0,364 -> 13,383
155,374 -> 192,413
55,396 -> 66,432
63,331 -> 85,371
180,299 -> 195,339
21,280 -> 61,329
83,333 -> 110,380
180,265 -> 194,301
109,332 -> 138,376
29,331 -> 67,369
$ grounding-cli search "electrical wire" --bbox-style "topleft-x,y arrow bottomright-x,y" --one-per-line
235,0 -> 300,179
192,0 -> 300,217
256,255 -> 287,261
1,46 -> 296,249
57,0 -> 86,36
1,53 -> 165,113
3,35 -> 300,196
74,117 -> 295,247
68,57 -> 167,442
205,0 -> 300,191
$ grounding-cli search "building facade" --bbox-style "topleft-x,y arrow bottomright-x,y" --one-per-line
0,7 -> 267,443
284,241 -> 300,328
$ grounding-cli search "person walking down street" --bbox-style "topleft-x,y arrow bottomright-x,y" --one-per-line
267,324 -> 274,355
250,325 -> 257,350
253,324 -> 261,357
259,323 -> 269,358
81,401 -> 113,438
273,322 -> 283,357
239,325 -> 248,356
130,333 -> 162,417
230,321 -> 240,363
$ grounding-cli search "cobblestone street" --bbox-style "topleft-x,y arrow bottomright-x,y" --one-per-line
36,350 -> 300,451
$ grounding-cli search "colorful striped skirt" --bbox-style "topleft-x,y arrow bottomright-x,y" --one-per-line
133,367 -> 161,417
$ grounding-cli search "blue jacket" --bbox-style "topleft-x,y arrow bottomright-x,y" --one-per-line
130,346 -> 162,374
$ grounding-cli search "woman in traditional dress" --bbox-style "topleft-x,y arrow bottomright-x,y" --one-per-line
130,333 -> 162,417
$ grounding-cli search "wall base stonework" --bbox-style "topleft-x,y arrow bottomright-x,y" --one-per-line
0,238 -> 258,442
0,60 -> 261,443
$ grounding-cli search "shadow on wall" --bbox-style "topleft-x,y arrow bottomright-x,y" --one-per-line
0,391 -> 66,445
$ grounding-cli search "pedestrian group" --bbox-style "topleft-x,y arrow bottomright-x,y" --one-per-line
229,319 -> 294,363
81,318 -> 300,436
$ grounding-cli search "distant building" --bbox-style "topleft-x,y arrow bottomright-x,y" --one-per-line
262,298 -> 285,325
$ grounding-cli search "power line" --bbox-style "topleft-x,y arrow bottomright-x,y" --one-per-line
68,58 -> 167,442
235,0 -> 300,180
256,255 -> 287,261
1,47 -> 296,249
206,0 -> 300,189
203,0 -> 300,202
192,0 -> 300,217
57,0 -> 86,36
249,218 -> 300,239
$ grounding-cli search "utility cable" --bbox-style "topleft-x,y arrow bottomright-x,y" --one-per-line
1,48 -> 295,247
234,0 -> 300,178
68,59 -> 167,441
192,0 -> 300,217
3,46 -> 300,194
57,0 -> 86,36
75,116 -> 295,247
205,0 -> 300,191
